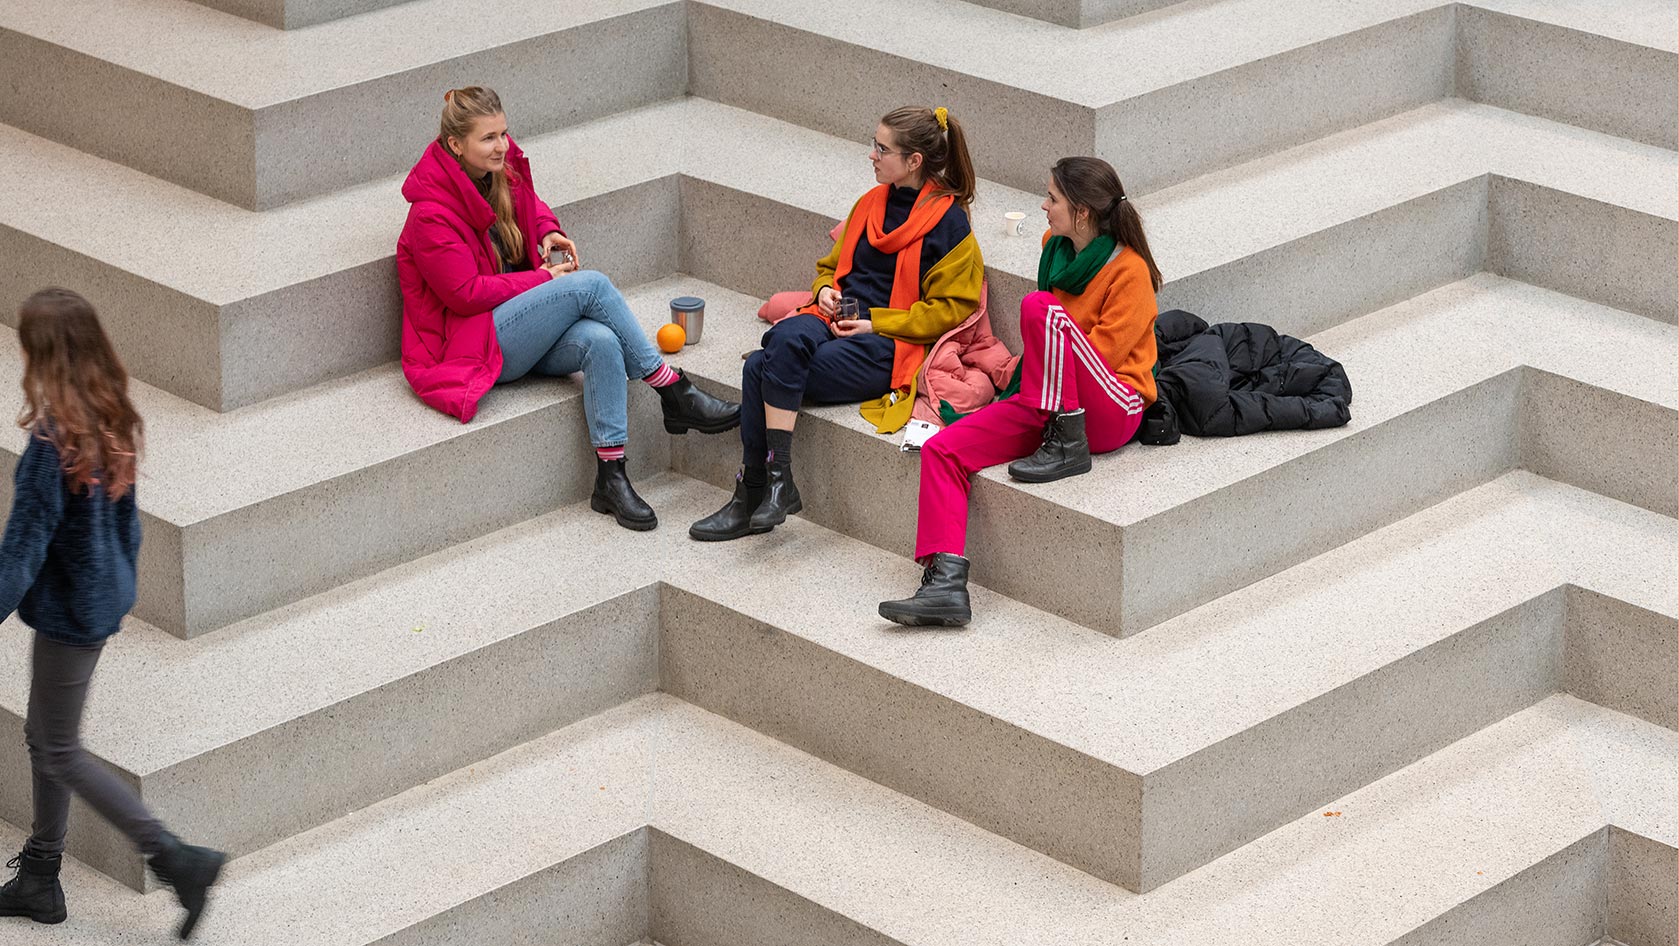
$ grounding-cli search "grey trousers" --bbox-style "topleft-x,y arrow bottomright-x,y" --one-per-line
24,632 -> 167,859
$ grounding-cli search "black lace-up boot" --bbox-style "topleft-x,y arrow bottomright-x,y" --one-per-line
878,553 -> 972,627
657,369 -> 741,434
591,458 -> 658,531
1006,409 -> 1092,483
0,849 -> 66,925
149,837 -> 225,941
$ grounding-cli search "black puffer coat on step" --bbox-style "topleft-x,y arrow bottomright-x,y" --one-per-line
1144,310 -> 1352,440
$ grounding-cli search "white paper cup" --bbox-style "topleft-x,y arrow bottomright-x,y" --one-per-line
1004,211 -> 1028,237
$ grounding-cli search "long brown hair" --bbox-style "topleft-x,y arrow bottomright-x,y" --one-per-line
16,289 -> 143,500
1051,157 -> 1163,291
439,86 -> 524,267
880,106 -> 977,210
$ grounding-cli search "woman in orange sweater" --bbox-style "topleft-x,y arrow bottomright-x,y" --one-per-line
880,157 -> 1162,627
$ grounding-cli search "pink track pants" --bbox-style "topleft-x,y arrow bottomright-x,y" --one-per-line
913,291 -> 1144,560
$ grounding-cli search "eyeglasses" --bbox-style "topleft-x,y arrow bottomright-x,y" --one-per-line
870,140 -> 913,158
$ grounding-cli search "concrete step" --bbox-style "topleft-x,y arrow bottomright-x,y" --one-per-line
188,0 -> 417,29
3,0 -> 1670,209
0,470 -> 1668,893
0,231 -> 1668,646
693,0 -> 1676,195
0,693 -> 1668,945
0,241 -> 1665,644
669,270 -> 1676,636
0,96 -> 1667,415
957,0 -> 1176,29
0,0 -> 685,208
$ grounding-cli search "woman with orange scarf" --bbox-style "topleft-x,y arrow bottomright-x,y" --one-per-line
690,106 -> 985,541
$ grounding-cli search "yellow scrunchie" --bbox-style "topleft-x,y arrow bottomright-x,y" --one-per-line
934,107 -> 948,131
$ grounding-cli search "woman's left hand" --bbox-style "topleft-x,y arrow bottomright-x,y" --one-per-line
541,232 -> 579,268
832,318 -> 875,337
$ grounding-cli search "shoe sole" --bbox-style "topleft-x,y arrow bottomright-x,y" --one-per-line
0,906 -> 67,924
688,523 -> 752,541
747,497 -> 802,534
878,604 -> 971,627
1006,459 -> 1093,484
590,496 -> 658,532
663,413 -> 743,435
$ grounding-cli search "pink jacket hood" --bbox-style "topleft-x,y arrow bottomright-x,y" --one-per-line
396,138 -> 562,422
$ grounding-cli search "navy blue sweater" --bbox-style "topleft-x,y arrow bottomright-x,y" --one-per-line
843,184 -> 973,313
0,432 -> 140,645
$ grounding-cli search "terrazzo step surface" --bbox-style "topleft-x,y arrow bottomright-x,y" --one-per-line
0,0 -> 684,207
3,0 -> 1670,205
0,238 -> 1667,645
667,270 -> 1677,635
694,0 -> 1677,194
0,693 -> 1668,946
0,96 -> 1665,416
0,467 -> 1668,893
187,0 -> 417,29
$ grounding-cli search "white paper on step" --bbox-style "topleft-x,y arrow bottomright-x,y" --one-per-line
900,419 -> 940,452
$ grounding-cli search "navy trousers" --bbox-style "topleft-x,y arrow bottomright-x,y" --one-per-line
741,314 -> 896,466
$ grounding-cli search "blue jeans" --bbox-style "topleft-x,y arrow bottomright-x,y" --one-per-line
740,313 -> 895,466
493,271 -> 664,447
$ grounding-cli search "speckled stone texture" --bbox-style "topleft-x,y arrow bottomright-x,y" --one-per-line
0,0 -> 1672,940
190,0 -> 417,30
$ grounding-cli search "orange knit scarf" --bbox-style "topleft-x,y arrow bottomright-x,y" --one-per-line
824,181 -> 954,388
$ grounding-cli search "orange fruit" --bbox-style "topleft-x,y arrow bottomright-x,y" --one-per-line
656,323 -> 686,353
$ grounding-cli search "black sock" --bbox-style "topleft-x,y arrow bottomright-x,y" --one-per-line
766,429 -> 794,465
742,464 -> 767,488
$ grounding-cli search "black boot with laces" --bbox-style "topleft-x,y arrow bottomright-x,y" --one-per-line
0,849 -> 67,925
878,553 -> 972,627
1007,409 -> 1092,483
148,836 -> 225,941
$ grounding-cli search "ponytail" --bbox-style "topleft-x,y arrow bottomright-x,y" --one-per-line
880,105 -> 976,209
1053,156 -> 1162,291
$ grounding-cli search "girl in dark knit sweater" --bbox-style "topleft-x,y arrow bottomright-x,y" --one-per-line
0,289 -> 224,940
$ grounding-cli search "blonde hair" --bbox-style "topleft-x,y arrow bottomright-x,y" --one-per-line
439,87 -> 524,267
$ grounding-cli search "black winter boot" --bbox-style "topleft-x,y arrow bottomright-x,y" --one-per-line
657,370 -> 741,434
1007,409 -> 1092,483
688,470 -> 765,542
591,458 -> 658,531
878,553 -> 972,627
0,849 -> 66,925
747,454 -> 801,533
148,838 -> 225,941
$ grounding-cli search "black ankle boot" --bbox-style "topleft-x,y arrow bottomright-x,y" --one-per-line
0,849 -> 66,925
748,455 -> 801,533
148,838 -> 225,941
657,370 -> 741,435
1007,409 -> 1092,483
689,470 -> 765,542
590,458 -> 658,531
878,553 -> 972,627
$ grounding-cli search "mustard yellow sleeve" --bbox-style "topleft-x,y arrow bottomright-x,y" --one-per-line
867,232 -> 984,344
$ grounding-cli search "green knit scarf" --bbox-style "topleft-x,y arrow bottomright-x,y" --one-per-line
1037,234 -> 1116,294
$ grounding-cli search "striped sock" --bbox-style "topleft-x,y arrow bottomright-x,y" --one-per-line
643,364 -> 679,388
595,445 -> 626,462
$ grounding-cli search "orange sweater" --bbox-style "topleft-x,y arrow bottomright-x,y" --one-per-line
1044,234 -> 1159,406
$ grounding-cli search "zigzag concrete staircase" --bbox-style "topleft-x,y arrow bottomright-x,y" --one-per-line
0,0 -> 1673,943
